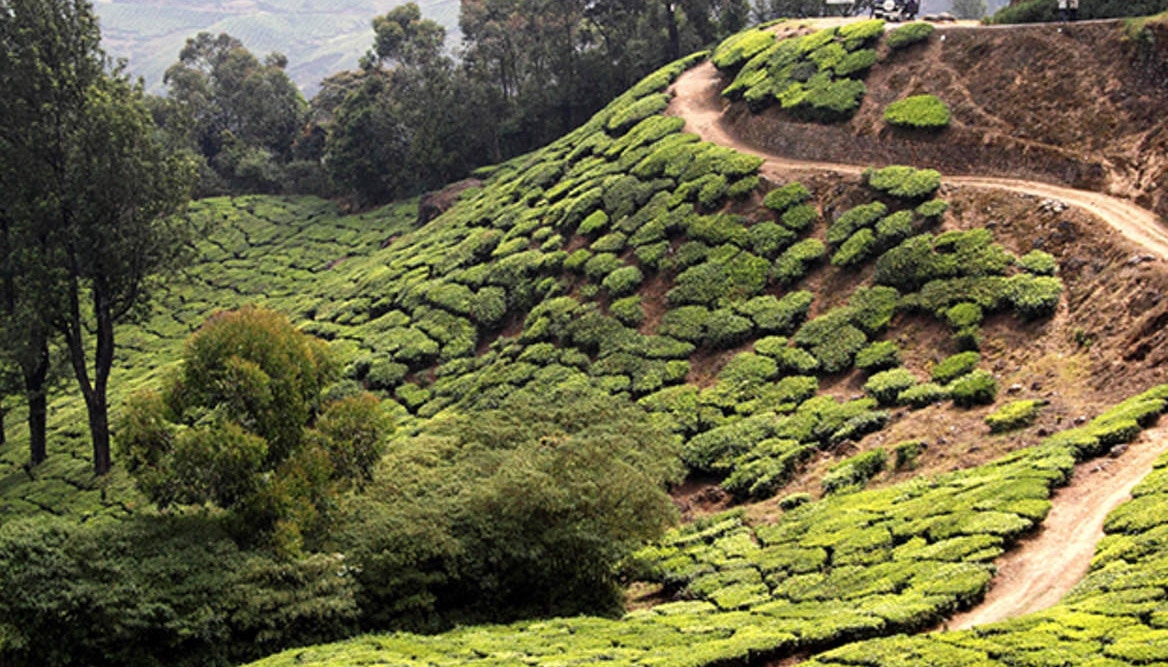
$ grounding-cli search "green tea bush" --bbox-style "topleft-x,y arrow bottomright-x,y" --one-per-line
773,238 -> 826,284
985,399 -> 1044,433
674,240 -> 710,269
827,202 -> 887,245
855,341 -> 902,372
885,22 -> 935,49
849,286 -> 900,335
563,248 -> 592,273
607,93 -> 671,134
915,199 -> 949,220
839,18 -> 886,47
781,203 -> 820,232
687,214 -> 749,246
602,265 -> 644,297
779,492 -> 813,510
865,165 -> 942,200
932,351 -> 980,384
823,449 -> 887,494
668,261 -> 731,306
836,49 -> 878,77
944,302 -> 983,329
713,28 -> 777,70
1004,274 -> 1062,319
764,182 -> 811,213
749,221 -> 797,257
893,440 -> 927,470
659,306 -> 711,342
577,209 -> 610,236
864,368 -> 919,406
832,228 -> 877,267
590,232 -> 627,253
795,309 -> 868,373
949,370 -> 999,407
610,295 -> 645,327
874,210 -> 915,246
584,252 -> 624,281
883,95 -> 951,130
705,309 -> 756,348
1017,250 -> 1058,275
635,241 -> 670,269
735,290 -> 814,334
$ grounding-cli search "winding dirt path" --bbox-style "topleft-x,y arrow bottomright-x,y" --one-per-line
666,60 -> 1168,628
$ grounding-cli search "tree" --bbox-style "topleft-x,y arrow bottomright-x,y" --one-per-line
118,306 -> 392,551
54,72 -> 196,476
952,0 -> 988,18
0,0 -> 101,467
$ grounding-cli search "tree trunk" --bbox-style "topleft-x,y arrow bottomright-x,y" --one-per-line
86,389 -> 110,476
666,3 -> 681,62
63,282 -> 116,475
22,341 -> 49,467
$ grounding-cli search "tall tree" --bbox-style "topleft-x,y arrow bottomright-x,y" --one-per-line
55,72 -> 196,475
0,0 -> 103,467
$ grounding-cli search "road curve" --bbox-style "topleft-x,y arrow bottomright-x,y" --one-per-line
666,59 -> 1168,629
668,60 -> 1168,259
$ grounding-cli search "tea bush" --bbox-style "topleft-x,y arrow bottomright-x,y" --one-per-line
855,341 -> 901,372
764,182 -> 812,213
865,165 -> 942,200
883,95 -> 951,130
864,368 -> 919,406
822,449 -> 887,494
932,351 -> 981,384
949,370 -> 999,407
986,399 -> 1045,433
885,22 -> 935,49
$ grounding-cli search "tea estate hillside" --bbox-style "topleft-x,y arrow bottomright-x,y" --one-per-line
2,14 -> 1168,667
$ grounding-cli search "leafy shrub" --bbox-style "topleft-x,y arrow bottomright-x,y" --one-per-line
915,199 -> 950,220
686,213 -> 749,246
578,209 -> 610,236
748,221 -> 796,257
944,302 -> 983,329
899,382 -> 949,408
602,265 -> 644,297
659,306 -> 711,342
795,309 -> 868,373
564,248 -> 592,273
736,290 -> 814,334
864,368 -> 919,406
832,228 -> 877,267
705,309 -> 756,348
865,165 -> 942,200
591,232 -> 627,253
610,296 -> 645,327
836,49 -> 878,77
932,351 -> 981,384
774,238 -> 826,284
634,240 -> 670,269
1004,274 -> 1062,319
986,400 -> 1044,433
713,28 -> 777,70
875,230 -> 1012,291
839,18 -> 886,47
855,341 -> 902,372
668,261 -> 732,306
875,210 -> 915,245
884,95 -> 951,130
764,182 -> 811,213
827,202 -> 887,245
893,440 -> 927,470
885,22 -> 935,49
823,449 -> 887,494
949,370 -> 999,407
1017,250 -> 1058,275
779,492 -> 812,510
365,359 -> 409,390
781,203 -> 819,232
849,286 -> 900,335
607,93 -> 671,134
584,252 -> 624,281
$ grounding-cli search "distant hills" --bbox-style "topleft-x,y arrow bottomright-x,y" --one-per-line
93,0 -> 459,96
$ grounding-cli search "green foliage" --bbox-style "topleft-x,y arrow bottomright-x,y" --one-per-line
118,307 -> 390,550
660,306 -> 712,343
1004,274 -> 1063,319
949,370 -> 999,408
602,265 -> 644,297
1017,250 -> 1059,276
893,440 -> 927,470
827,202 -> 887,245
823,449 -> 887,494
712,28 -> 777,70
705,309 -> 756,348
864,368 -> 919,406
986,400 -> 1045,433
932,351 -> 981,384
875,230 -> 1012,291
884,95 -> 951,130
748,221 -> 797,257
764,182 -> 812,213
832,228 -> 877,267
610,295 -> 645,327
915,199 -> 950,220
855,341 -> 902,372
865,166 -> 943,200
781,203 -> 820,232
794,308 -> 869,373
774,238 -> 827,284
885,22 -> 935,49
898,382 -> 949,409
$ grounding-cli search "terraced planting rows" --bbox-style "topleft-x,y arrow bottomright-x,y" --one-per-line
0,196 -> 416,519
248,386 -> 1168,667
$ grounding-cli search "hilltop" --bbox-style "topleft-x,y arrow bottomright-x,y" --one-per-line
2,13 -> 1168,667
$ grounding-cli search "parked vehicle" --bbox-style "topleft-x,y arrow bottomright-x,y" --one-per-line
873,0 -> 918,21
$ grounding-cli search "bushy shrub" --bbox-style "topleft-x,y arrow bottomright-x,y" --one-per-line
687,213 -> 749,246
1004,274 -> 1062,319
885,22 -> 935,49
836,49 -> 878,77
795,309 -> 868,373
607,93 -> 671,134
659,305 -> 711,342
635,241 -> 670,269
1017,250 -> 1058,275
875,210 -> 915,245
602,265 -> 644,297
749,221 -> 796,257
779,492 -> 812,510
855,341 -> 902,372
832,228 -> 877,267
781,203 -> 819,232
610,295 -> 645,327
884,95 -> 951,130
668,261 -> 732,306
986,400 -> 1045,433
577,209 -> 610,236
713,28 -> 777,70
705,309 -> 756,348
823,449 -> 887,494
564,248 -> 592,273
773,238 -> 826,284
932,351 -> 981,384
764,182 -> 811,213
893,440 -> 927,470
827,202 -> 887,245
944,302 -> 984,329
949,370 -> 999,407
584,252 -> 624,281
865,165 -> 943,200
915,199 -> 950,220
864,368 -> 919,406
590,232 -> 627,254
899,382 -> 949,408
850,286 -> 900,335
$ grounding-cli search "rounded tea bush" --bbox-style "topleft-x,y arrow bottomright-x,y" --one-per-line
884,94 -> 951,130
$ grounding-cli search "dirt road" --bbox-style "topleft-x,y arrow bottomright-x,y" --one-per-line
666,60 -> 1168,629
668,62 -> 1168,258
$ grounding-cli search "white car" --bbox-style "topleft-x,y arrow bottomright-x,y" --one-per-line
872,0 -> 918,22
